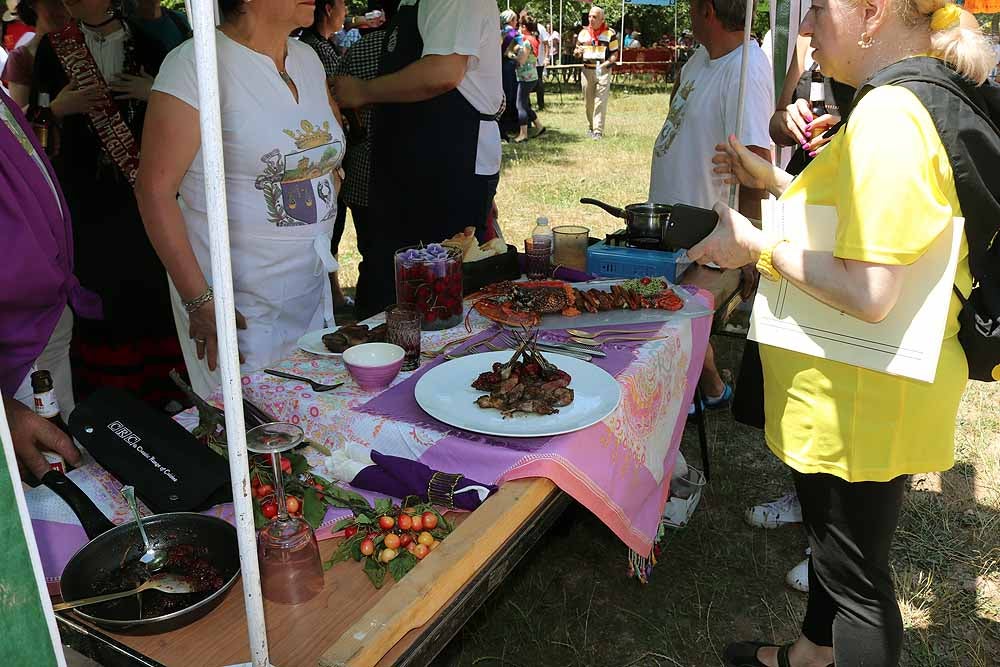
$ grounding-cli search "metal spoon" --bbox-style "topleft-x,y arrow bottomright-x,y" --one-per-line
52,573 -> 196,612
566,327 -> 660,338
120,486 -> 168,571
569,335 -> 669,346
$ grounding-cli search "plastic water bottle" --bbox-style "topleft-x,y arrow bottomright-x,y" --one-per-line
531,216 -> 552,243
527,217 -> 553,279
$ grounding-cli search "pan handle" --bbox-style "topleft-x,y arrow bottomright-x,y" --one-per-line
579,198 -> 627,219
42,471 -> 116,540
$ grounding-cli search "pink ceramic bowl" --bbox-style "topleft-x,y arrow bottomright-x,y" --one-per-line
342,343 -> 405,392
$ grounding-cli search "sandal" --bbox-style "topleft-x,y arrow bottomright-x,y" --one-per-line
723,641 -> 778,667
723,642 -> 833,667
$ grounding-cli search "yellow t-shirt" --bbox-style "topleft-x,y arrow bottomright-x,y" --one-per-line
762,85 -> 972,483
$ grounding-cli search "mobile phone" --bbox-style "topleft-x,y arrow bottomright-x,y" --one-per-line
581,12 -> 589,27
662,204 -> 719,250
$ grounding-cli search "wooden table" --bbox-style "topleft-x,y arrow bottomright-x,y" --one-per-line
57,268 -> 740,667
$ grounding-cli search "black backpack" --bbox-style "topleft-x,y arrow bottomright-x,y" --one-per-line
856,58 -> 1000,382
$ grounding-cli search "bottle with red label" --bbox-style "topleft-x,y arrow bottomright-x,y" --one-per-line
30,370 -> 70,473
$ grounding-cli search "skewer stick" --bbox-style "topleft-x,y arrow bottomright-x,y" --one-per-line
188,1 -> 271,665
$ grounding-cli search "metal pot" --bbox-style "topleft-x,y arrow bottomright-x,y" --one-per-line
580,197 -> 673,244
42,471 -> 240,634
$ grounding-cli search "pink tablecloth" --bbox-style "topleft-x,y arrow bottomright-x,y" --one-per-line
28,297 -> 712,590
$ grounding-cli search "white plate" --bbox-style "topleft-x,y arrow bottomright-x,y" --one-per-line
297,327 -> 342,357
414,352 -> 622,438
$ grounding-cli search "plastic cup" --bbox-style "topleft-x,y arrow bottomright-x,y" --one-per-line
552,225 -> 590,272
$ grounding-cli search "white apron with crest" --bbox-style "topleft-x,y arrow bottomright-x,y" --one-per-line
153,34 -> 345,396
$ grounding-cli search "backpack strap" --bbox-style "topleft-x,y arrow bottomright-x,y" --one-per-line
853,59 -> 1000,284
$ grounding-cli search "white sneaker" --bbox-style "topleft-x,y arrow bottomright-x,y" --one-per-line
744,492 -> 802,529
786,557 -> 810,592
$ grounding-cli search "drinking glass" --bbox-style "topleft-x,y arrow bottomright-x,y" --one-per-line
524,238 -> 552,279
386,303 -> 421,371
552,225 -> 591,272
394,245 -> 464,330
247,422 -> 324,605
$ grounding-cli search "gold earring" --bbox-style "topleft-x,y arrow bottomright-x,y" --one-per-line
857,31 -> 874,48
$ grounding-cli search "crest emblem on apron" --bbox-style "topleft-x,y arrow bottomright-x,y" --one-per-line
255,121 -> 342,227
387,27 -> 399,53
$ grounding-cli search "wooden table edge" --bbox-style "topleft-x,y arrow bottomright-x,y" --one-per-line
319,478 -> 558,667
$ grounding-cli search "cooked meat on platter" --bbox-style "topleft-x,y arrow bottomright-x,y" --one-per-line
470,278 -> 684,328
471,333 -> 574,418
322,323 -> 387,353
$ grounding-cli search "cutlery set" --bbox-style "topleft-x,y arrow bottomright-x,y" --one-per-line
264,328 -> 666,390
435,327 -> 667,363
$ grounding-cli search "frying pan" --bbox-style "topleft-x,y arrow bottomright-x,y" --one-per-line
42,470 -> 240,634
580,197 -> 673,243
581,198 -> 720,250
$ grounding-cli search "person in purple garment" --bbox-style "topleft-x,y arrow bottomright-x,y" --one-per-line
0,86 -> 97,480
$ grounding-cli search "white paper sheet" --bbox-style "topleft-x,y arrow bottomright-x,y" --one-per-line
749,202 -> 964,383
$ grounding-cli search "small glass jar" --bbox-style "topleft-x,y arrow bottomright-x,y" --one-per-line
394,244 -> 464,331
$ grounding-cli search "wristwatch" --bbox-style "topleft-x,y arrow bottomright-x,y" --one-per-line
756,238 -> 787,282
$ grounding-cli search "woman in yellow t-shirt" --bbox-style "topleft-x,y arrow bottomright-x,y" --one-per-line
690,1 -> 995,666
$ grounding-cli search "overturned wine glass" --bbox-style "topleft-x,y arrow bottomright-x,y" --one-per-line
246,422 -> 324,605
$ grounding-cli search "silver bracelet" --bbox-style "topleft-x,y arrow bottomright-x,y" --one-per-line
183,287 -> 214,314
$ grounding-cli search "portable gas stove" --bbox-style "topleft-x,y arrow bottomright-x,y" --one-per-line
587,230 -> 692,283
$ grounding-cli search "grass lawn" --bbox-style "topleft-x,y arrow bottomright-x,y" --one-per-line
334,79 -> 1000,667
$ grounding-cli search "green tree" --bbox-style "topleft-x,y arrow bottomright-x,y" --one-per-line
495,0 -> 770,42
164,0 -> 775,42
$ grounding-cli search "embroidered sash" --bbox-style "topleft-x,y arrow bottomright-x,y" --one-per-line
49,22 -> 140,186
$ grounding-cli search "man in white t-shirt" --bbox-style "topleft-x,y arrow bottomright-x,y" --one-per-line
649,0 -> 773,413
333,0 -> 503,317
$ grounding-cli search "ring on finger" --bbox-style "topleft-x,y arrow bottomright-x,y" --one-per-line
195,337 -> 207,344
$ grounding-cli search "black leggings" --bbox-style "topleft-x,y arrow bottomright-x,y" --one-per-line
794,471 -> 907,666
516,79 -> 538,126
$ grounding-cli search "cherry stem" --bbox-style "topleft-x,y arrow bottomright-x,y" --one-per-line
269,452 -> 289,521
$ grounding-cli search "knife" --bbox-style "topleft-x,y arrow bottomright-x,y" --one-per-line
540,339 -> 608,357
531,342 -> 594,361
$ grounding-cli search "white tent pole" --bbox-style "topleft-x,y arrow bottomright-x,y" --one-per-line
621,0 -> 627,53
728,0 -> 756,208
189,2 -> 271,666
559,0 -> 563,65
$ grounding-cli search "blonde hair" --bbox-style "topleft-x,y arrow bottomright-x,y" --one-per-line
902,0 -> 994,84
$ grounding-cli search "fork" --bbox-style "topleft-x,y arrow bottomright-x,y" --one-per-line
264,369 -> 344,392
422,333 -> 477,359
443,342 -> 487,361
494,334 -> 594,362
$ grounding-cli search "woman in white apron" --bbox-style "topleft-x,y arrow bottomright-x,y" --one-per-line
136,0 -> 344,396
